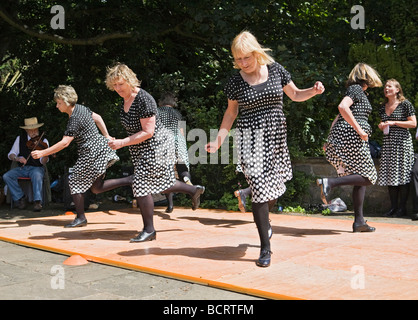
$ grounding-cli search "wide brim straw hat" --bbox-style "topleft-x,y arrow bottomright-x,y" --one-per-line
19,117 -> 44,129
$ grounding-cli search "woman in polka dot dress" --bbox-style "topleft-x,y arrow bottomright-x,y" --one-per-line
206,31 -> 325,267
158,92 -> 193,213
317,63 -> 382,233
32,85 -> 132,228
377,79 -> 416,217
106,64 -> 205,243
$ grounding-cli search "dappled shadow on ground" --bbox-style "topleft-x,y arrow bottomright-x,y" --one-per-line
117,243 -> 256,262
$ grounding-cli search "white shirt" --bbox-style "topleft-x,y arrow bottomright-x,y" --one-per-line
8,134 -> 50,164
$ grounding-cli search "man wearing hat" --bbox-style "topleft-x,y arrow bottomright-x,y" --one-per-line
3,117 -> 49,211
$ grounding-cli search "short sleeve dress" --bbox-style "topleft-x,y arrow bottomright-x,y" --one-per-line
157,106 -> 190,169
65,104 -> 119,194
326,84 -> 377,184
377,100 -> 415,186
224,62 -> 293,203
120,89 -> 176,197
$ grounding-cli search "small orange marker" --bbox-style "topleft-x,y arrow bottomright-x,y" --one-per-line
63,255 -> 88,266
64,211 -> 74,215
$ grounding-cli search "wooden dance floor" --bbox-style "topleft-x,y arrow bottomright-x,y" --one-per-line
0,207 -> 417,300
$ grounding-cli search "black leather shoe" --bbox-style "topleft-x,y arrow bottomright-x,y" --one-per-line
234,190 -> 247,213
353,221 -> 376,233
130,230 -> 156,243
316,178 -> 331,205
383,208 -> 397,217
256,249 -> 272,267
394,208 -> 406,217
165,206 -> 173,213
411,213 -> 418,221
65,218 -> 87,228
191,185 -> 205,210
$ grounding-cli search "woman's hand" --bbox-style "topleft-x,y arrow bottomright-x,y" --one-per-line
378,121 -> 391,132
358,129 -> 369,141
31,150 -> 44,160
108,138 -> 125,150
313,81 -> 325,95
205,141 -> 221,153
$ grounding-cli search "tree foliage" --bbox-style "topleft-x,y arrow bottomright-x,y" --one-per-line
1,0 -> 416,208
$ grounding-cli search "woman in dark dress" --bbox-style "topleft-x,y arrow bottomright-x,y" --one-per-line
158,92 -> 193,213
377,79 -> 416,217
32,85 -> 132,228
317,63 -> 383,232
105,63 -> 205,243
205,31 -> 325,267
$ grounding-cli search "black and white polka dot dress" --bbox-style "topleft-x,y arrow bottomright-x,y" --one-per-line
65,104 -> 119,194
158,106 -> 190,169
326,84 -> 377,184
377,100 -> 415,186
224,62 -> 293,203
120,89 -> 176,197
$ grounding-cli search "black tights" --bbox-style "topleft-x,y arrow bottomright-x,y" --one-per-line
388,184 -> 410,211
72,175 -> 133,220
136,194 -> 155,233
165,166 -> 192,211
328,174 -> 371,224
138,180 -> 198,233
252,199 -> 276,252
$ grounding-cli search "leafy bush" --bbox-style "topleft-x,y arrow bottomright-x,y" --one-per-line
1,0 -> 416,210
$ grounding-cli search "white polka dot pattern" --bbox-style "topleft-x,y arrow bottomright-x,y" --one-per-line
377,100 -> 415,186
326,84 -> 377,184
158,106 -> 189,168
225,62 -> 293,203
120,89 -> 176,197
65,104 -> 119,194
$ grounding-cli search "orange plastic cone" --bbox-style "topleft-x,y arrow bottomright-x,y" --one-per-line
63,254 -> 89,266
64,211 -> 74,215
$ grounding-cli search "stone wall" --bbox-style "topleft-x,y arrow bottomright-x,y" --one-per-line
292,157 -> 415,214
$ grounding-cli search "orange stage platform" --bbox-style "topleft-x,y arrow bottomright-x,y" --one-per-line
0,207 -> 417,300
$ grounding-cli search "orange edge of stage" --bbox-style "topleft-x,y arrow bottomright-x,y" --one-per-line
0,235 -> 302,300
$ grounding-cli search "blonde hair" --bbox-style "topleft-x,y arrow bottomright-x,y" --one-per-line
384,79 -> 406,103
347,63 -> 382,88
231,31 -> 275,69
54,85 -> 78,106
105,63 -> 141,91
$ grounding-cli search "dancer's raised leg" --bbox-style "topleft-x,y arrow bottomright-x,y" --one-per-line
317,174 -> 371,204
163,180 -> 205,210
90,174 -> 133,194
